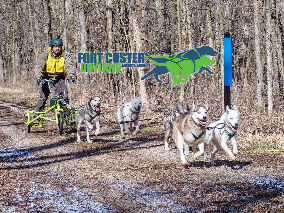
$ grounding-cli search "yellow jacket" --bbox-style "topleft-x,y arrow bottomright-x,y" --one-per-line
35,47 -> 75,80
45,47 -> 65,77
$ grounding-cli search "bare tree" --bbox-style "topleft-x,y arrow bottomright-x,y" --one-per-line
77,0 -> 87,52
265,2 -> 273,116
106,0 -> 113,51
130,0 -> 149,108
217,0 -> 225,110
42,0 -> 52,43
61,0 -> 67,48
27,0 -> 38,63
276,0 -> 284,88
254,0 -> 264,107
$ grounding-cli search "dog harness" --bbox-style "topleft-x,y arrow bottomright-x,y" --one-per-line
207,123 -> 236,140
192,131 -> 205,140
86,102 -> 100,122
190,116 -> 206,141
45,47 -> 65,77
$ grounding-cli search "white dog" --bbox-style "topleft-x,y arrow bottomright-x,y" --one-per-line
194,105 -> 240,165
172,104 -> 209,166
117,98 -> 142,137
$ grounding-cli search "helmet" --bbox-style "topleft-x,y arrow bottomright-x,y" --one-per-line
50,37 -> 63,47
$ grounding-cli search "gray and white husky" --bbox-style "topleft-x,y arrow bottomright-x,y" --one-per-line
172,104 -> 209,166
117,98 -> 142,137
164,102 -> 190,150
76,96 -> 101,142
193,105 -> 240,165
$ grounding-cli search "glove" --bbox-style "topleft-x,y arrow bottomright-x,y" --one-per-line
36,77 -> 42,85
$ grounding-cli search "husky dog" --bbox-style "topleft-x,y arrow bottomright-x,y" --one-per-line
172,104 -> 209,166
193,105 -> 240,165
76,96 -> 101,142
164,102 -> 190,150
117,98 -> 142,137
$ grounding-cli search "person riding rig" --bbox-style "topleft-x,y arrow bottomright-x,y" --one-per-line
35,37 -> 75,111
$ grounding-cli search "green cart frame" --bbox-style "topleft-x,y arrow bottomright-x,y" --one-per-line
24,79 -> 76,135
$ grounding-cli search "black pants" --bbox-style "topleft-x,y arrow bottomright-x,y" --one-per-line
36,79 -> 68,111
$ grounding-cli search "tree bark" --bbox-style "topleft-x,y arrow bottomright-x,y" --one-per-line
61,0 -> 67,49
77,0 -> 87,52
106,0 -> 113,51
27,0 -> 38,64
42,0 -> 51,43
254,0 -> 264,107
265,2 -> 273,116
276,0 -> 284,90
130,0 -> 149,108
217,0 -> 224,110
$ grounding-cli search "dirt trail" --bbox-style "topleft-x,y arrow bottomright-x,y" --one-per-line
0,101 -> 283,212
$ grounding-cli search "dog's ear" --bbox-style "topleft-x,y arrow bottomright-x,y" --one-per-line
88,97 -> 93,106
192,101 -> 195,111
226,105 -> 230,114
205,101 -> 209,111
232,105 -> 238,111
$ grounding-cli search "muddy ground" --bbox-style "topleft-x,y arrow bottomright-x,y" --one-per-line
0,98 -> 283,212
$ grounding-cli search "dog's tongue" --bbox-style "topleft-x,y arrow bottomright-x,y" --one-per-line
199,119 -> 206,126
96,106 -> 100,112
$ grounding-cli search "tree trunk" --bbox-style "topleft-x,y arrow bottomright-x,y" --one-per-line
106,0 -> 113,51
155,0 -> 166,52
61,0 -> 67,49
0,53 -> 4,81
27,0 -> 38,64
217,0 -> 224,110
177,0 -> 184,101
276,0 -> 284,91
77,0 -> 87,52
254,0 -> 264,107
270,18 -> 279,95
130,0 -> 149,108
42,0 -> 51,43
207,9 -> 214,48
265,2 -> 273,116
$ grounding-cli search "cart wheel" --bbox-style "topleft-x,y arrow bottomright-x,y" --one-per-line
27,125 -> 31,133
57,111 -> 64,135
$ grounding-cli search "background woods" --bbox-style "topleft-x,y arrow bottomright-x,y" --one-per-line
0,0 -> 283,124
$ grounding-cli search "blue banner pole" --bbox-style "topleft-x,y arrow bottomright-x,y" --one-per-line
224,32 -> 232,110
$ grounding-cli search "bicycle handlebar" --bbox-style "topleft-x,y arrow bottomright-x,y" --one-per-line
40,78 -> 74,85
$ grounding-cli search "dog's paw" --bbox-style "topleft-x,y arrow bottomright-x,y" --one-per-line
233,149 -> 238,155
77,139 -> 82,143
165,145 -> 171,151
184,150 -> 190,156
87,140 -> 93,143
182,159 -> 189,166
183,161 -> 189,167
95,131 -> 100,136
193,154 -> 200,160
132,131 -> 138,136
230,155 -> 236,161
